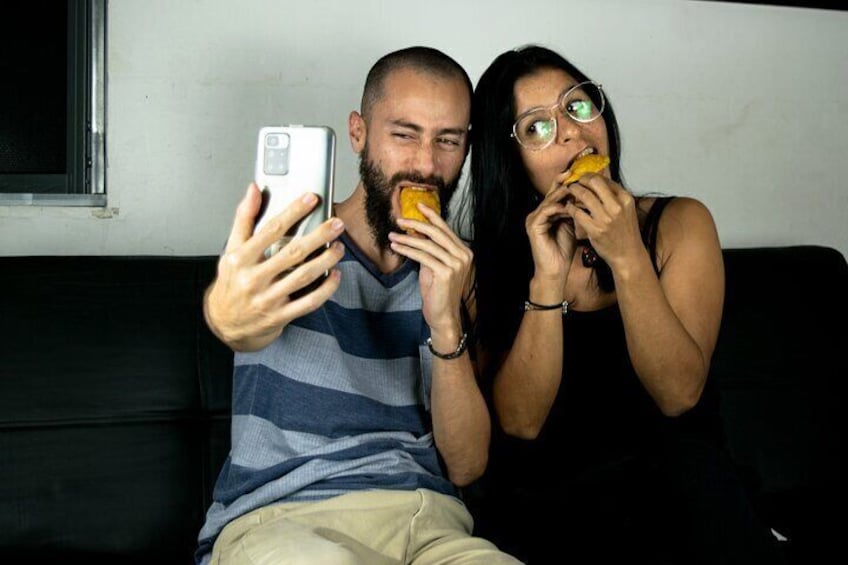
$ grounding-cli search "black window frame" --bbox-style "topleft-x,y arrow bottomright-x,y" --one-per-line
0,0 -> 106,207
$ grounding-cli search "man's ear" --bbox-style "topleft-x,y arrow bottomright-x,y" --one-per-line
348,111 -> 366,154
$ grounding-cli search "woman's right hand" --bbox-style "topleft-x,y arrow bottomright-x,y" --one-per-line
524,181 -> 575,288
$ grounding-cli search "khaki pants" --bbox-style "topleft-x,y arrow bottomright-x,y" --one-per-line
210,489 -> 524,565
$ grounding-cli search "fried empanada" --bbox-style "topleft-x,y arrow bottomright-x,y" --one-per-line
563,154 -> 610,184
400,187 -> 440,234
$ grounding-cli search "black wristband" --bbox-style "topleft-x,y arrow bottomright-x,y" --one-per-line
427,332 -> 468,360
524,299 -> 569,314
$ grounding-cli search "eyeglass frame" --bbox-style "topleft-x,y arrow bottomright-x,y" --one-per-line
510,80 -> 606,151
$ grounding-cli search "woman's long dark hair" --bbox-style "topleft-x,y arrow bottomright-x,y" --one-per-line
465,45 -> 624,357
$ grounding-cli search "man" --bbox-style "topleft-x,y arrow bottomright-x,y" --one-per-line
196,46 -> 521,564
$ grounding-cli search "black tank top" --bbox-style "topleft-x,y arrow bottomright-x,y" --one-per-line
488,197 -> 725,484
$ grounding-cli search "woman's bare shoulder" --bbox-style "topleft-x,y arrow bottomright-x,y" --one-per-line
662,196 -> 717,235
652,196 -> 722,267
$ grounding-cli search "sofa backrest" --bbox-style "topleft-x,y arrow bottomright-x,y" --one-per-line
0,256 -> 231,563
712,246 -> 848,500
1,246 -> 846,561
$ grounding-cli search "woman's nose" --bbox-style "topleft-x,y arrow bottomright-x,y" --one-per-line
555,112 -> 581,145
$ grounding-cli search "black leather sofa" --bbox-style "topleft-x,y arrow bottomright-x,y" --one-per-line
1,246 -> 845,564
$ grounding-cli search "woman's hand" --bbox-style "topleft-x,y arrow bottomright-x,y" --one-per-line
525,181 -> 577,289
561,173 -> 644,269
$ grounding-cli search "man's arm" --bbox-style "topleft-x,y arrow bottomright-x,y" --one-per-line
426,323 -> 491,487
389,205 -> 490,486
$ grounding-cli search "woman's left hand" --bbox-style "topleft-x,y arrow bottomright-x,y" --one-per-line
561,173 -> 644,268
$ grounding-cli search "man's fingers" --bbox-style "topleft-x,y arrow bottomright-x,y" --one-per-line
225,183 -> 263,254
261,216 -> 345,279
251,192 -> 321,256
269,268 -> 343,323
389,231 -> 471,291
402,203 -> 467,251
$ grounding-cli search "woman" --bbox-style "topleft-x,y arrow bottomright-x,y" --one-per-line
463,44 -> 785,564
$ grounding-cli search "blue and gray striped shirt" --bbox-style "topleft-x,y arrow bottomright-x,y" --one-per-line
196,232 -> 455,562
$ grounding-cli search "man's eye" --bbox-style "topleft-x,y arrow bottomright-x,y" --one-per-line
437,138 -> 461,149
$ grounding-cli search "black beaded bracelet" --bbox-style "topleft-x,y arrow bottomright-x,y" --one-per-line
524,299 -> 569,314
427,332 -> 469,360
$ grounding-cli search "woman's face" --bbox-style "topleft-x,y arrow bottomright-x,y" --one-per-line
512,67 -> 609,196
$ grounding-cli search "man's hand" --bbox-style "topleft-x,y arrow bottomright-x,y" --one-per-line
388,203 -> 471,349
204,183 -> 345,352
389,203 -> 490,486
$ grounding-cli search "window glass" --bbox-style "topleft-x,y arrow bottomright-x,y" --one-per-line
0,0 -> 106,206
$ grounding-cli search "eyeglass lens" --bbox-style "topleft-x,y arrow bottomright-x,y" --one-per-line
515,82 -> 603,149
561,82 -> 603,123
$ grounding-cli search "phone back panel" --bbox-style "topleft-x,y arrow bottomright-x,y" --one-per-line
253,125 -> 336,239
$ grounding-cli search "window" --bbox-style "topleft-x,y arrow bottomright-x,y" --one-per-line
0,0 -> 106,206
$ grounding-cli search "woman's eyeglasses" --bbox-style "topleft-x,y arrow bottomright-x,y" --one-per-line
511,81 -> 605,151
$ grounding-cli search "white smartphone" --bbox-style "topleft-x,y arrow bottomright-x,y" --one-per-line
254,125 -> 336,294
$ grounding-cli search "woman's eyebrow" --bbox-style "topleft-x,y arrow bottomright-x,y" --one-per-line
516,83 -> 579,116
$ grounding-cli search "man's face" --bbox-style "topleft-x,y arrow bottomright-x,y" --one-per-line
359,141 -> 462,251
356,68 -> 470,250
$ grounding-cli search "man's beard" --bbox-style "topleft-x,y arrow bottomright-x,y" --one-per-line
359,149 -> 461,252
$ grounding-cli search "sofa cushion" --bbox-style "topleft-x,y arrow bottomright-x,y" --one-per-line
712,246 -> 847,559
0,256 -> 232,563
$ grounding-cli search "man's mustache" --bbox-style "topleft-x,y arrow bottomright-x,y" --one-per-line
388,171 -> 448,193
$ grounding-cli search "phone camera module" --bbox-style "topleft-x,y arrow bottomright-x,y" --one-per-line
265,133 -> 290,149
263,132 -> 291,175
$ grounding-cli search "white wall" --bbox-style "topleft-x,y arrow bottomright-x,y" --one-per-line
1,0 -> 846,258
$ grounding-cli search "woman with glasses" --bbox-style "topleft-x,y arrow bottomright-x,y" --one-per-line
462,44 -> 785,564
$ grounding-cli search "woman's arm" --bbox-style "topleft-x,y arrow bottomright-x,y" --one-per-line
613,196 -> 725,415
486,183 -> 574,439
